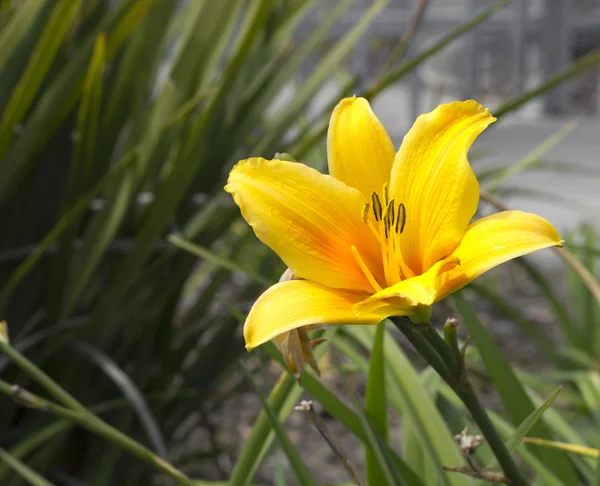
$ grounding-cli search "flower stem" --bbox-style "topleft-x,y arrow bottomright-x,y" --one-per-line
392,317 -> 529,486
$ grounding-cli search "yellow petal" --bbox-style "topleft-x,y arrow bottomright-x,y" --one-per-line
353,259 -> 456,315
389,101 -> 496,275
328,97 -> 396,199
226,158 -> 383,292
244,280 -> 386,350
437,210 -> 562,299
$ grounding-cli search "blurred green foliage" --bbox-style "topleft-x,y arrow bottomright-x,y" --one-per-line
1,0 -> 600,485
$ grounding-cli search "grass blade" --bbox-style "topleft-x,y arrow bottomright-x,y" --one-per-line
365,321 -> 389,486
454,292 -> 578,484
254,0 -> 388,155
496,386 -> 562,465
241,363 -> 317,486
523,438 -> 600,458
495,46 -> 600,117
0,0 -> 45,72
347,325 -> 469,486
70,341 -> 168,459
228,327 -> 338,486
167,234 -> 273,287
484,120 -> 578,192
0,0 -> 82,161
0,448 -> 55,486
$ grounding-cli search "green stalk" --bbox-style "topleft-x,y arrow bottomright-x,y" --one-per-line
494,46 -> 600,117
292,0 -> 511,160
393,318 -> 453,386
0,332 -> 193,485
0,329 -> 83,412
0,380 -> 194,485
391,317 -> 529,486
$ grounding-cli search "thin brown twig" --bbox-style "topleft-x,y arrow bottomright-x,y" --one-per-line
387,0 -> 431,68
295,400 -> 367,486
480,191 -> 600,304
444,426 -> 510,483
442,465 -> 510,483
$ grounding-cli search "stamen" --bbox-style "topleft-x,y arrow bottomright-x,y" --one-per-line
371,192 -> 382,221
382,182 -> 389,206
387,199 -> 395,231
367,220 -> 386,246
361,203 -> 370,223
395,203 -> 406,234
351,246 -> 382,292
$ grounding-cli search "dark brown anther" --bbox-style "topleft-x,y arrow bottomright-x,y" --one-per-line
371,192 -> 382,221
388,199 -> 395,228
395,203 -> 406,234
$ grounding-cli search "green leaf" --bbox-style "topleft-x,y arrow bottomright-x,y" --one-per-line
0,0 -> 45,72
454,292 -> 579,484
241,363 -> 317,486
229,327 -> 338,486
167,234 -> 273,287
495,46 -> 600,117
365,321 -> 389,486
346,325 -> 469,486
468,283 -> 558,362
292,0 -> 512,159
437,382 -> 568,486
0,422 -> 69,481
484,120 -> 578,192
0,448 -> 55,486
0,0 -> 82,161
264,341 -> 425,486
253,0 -> 388,155
506,386 -> 562,455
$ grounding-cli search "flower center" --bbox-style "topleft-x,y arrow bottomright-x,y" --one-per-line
353,184 -> 415,291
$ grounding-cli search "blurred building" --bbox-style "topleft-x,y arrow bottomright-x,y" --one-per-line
298,0 -> 600,233
304,0 -> 600,128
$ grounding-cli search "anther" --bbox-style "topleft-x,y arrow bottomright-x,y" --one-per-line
371,192 -> 382,221
395,203 -> 406,234
361,203 -> 370,223
382,182 -> 389,206
387,199 -> 395,229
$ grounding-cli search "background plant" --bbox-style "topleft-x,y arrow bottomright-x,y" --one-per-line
0,0 -> 599,485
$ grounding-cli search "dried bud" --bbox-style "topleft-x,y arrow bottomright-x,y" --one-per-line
454,426 -> 484,456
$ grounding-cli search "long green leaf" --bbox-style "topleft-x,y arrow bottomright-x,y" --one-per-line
167,234 -> 272,287
437,382 -> 568,486
0,448 -> 55,486
484,120 -> 578,192
365,321 -> 389,486
347,325 -> 469,486
454,292 -> 578,484
242,364 -> 317,486
0,0 -> 46,72
253,0 -> 388,155
228,327 -> 338,486
505,386 -> 562,457
0,0 -> 81,160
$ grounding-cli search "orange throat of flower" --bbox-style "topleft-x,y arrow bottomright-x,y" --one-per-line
352,184 -> 415,292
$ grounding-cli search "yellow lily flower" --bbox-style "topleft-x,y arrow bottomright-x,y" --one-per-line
225,98 -> 562,355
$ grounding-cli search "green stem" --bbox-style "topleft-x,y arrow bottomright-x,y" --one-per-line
0,334 -> 84,412
394,318 -> 453,386
0,380 -> 194,485
494,46 -> 600,118
391,318 -> 529,486
292,0 -> 511,160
